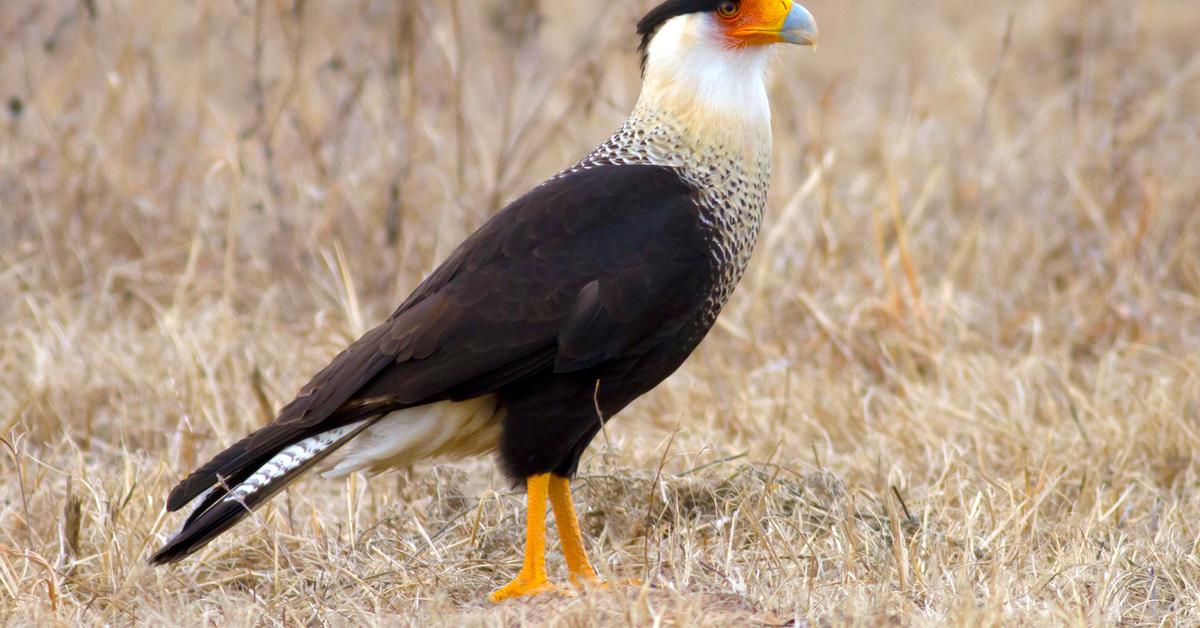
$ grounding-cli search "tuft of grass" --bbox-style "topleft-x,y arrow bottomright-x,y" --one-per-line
2,0 -> 1199,625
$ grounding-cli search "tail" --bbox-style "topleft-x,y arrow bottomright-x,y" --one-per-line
149,421 -> 372,564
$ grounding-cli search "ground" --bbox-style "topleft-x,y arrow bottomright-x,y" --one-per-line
2,0 -> 1199,625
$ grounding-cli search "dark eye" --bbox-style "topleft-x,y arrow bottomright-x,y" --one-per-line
716,1 -> 739,18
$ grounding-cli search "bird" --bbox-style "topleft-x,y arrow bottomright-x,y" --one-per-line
151,0 -> 818,602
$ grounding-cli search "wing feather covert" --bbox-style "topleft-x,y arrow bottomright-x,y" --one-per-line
166,164 -> 715,513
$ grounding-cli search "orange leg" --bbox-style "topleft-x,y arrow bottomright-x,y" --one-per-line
548,474 -> 599,586
490,474 -> 557,602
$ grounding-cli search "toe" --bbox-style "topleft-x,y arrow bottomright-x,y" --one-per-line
489,577 -> 559,602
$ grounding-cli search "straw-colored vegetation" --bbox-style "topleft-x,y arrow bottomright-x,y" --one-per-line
2,0 -> 1199,625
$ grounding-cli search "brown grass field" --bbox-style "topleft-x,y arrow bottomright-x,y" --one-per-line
2,0 -> 1199,625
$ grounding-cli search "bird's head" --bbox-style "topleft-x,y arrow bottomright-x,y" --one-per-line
637,0 -> 818,63
634,0 -> 818,136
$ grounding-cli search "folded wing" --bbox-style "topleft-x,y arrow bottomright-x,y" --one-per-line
152,164 -> 714,563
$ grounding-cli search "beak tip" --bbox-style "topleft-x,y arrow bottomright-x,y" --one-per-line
782,3 -> 819,47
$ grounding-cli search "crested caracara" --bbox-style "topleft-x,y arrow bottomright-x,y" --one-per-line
151,0 -> 818,602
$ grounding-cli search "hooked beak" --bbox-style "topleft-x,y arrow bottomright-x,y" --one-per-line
729,1 -> 819,48
779,3 -> 819,47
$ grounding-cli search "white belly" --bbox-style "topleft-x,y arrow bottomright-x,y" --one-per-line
321,395 -> 503,477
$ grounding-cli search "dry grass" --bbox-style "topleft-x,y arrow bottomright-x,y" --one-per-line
2,0 -> 1199,625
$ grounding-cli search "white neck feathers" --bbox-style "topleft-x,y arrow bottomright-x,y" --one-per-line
637,14 -> 774,141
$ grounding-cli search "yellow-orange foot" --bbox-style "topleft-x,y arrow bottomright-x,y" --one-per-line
567,570 -> 601,589
489,575 -> 561,602
492,474 -> 562,603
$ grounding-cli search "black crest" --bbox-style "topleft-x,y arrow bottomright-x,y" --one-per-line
636,0 -> 730,71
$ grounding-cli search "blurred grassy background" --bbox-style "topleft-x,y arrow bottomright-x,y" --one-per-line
2,0 -> 1199,624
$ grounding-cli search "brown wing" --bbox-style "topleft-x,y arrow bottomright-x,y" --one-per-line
162,164 -> 711,514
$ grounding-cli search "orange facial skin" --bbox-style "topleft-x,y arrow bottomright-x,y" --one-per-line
718,0 -> 796,47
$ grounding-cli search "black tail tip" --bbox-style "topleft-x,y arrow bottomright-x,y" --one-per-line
148,536 -> 191,566
147,548 -> 177,566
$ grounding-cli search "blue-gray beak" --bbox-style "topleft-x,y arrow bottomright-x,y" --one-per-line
780,3 -> 819,47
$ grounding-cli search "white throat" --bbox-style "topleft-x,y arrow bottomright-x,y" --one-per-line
637,14 -> 774,138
